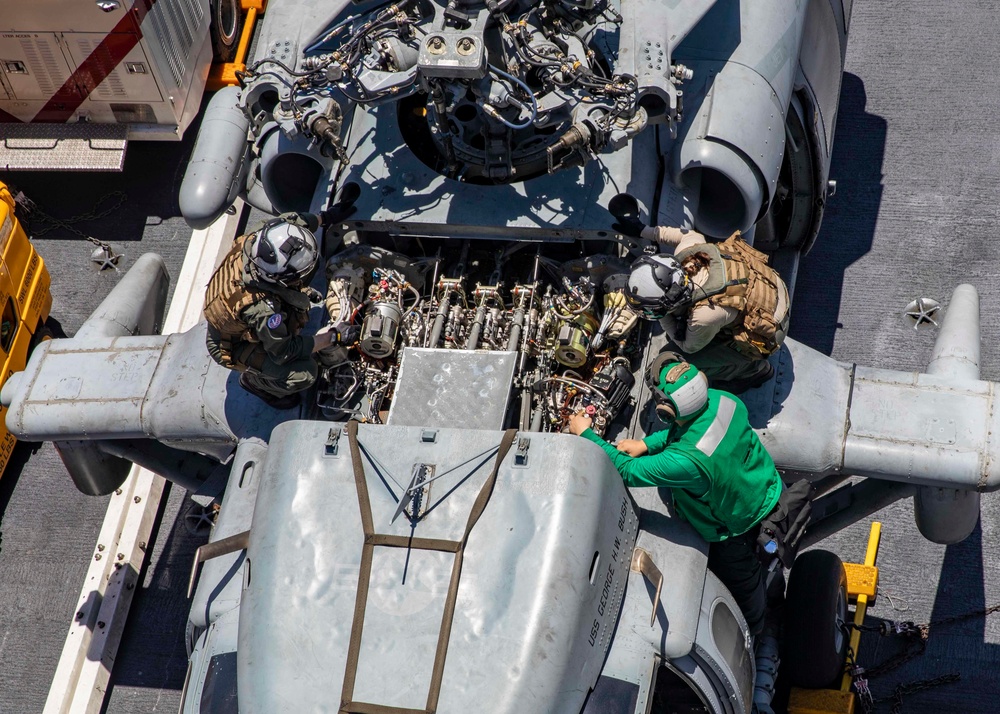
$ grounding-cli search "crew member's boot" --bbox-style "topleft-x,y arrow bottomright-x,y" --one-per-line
713,361 -> 774,395
239,373 -> 301,410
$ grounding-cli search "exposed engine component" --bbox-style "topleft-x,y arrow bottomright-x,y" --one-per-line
532,355 -> 634,435
358,267 -> 416,358
590,356 -> 635,415
552,276 -> 597,367
318,240 -> 638,432
360,301 -> 402,358
233,0 -> 690,187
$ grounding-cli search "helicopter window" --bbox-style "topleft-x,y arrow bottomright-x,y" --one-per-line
580,675 -> 638,714
649,663 -> 711,714
199,651 -> 239,713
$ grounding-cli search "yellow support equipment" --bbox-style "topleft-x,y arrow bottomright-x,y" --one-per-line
207,0 -> 267,92
788,521 -> 882,714
787,688 -> 856,714
0,183 -> 52,477
843,521 -> 881,692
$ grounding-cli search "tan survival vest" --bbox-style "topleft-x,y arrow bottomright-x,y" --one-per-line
675,232 -> 785,358
204,235 -> 307,367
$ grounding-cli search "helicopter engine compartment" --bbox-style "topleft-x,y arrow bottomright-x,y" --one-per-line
240,0 -> 683,188
318,237 -> 642,434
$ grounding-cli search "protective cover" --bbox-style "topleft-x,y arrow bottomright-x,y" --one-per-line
238,421 -> 639,713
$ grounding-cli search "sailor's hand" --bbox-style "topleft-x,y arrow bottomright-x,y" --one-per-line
568,410 -> 593,435
313,323 -> 359,352
616,439 -> 648,457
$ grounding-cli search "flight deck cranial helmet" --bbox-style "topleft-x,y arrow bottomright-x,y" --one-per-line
625,253 -> 692,320
644,351 -> 709,422
244,218 -> 320,286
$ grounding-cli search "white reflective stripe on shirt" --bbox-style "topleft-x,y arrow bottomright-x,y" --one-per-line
695,395 -> 736,457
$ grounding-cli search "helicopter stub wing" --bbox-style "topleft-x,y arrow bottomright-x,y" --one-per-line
742,285 -> 996,543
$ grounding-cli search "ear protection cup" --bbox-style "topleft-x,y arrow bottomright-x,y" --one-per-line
655,402 -> 677,423
644,351 -> 709,420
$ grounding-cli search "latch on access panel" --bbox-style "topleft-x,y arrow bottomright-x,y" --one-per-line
514,437 -> 530,467
325,427 -> 344,456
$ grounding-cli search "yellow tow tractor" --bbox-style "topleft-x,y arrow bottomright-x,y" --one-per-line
0,182 -> 52,474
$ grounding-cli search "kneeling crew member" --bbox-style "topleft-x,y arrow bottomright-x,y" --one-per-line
620,220 -> 790,393
204,213 -> 357,409
568,354 -> 782,635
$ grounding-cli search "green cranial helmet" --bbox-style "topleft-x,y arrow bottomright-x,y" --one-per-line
644,351 -> 709,421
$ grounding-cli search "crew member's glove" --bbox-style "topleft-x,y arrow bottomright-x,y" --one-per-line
612,217 -> 646,238
303,286 -> 324,305
331,323 -> 360,345
320,202 -> 357,226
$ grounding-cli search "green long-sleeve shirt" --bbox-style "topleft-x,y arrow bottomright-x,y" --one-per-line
579,427 -> 708,495
580,389 -> 781,542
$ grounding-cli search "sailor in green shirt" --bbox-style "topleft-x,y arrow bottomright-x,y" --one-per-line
568,353 -> 783,634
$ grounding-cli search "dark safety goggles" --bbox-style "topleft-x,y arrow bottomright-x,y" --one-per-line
624,291 -> 668,320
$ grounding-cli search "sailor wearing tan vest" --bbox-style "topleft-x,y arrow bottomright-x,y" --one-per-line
203,214 -> 358,409
623,224 -> 790,393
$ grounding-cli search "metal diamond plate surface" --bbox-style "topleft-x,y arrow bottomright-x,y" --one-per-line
0,123 -> 128,171
387,348 -> 517,430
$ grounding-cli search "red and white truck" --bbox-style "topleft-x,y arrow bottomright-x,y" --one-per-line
0,0 -> 249,170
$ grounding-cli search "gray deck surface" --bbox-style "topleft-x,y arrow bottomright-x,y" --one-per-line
1,1 -> 999,712
0,125 -> 202,713
788,2 -> 1000,711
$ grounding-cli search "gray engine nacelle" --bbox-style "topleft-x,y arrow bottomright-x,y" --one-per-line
257,121 -> 337,215
671,0 -> 809,237
179,87 -> 251,230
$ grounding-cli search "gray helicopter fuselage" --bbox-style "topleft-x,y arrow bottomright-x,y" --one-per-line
181,0 -> 849,252
17,1 -> 971,712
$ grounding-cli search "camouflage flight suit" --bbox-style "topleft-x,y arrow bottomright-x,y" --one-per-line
204,215 -> 321,400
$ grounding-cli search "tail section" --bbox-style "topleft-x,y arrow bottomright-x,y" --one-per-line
916,284 -> 982,543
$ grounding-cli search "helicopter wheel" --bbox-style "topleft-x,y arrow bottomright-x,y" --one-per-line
782,549 -> 849,688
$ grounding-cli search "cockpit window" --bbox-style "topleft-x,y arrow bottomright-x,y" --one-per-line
200,651 -> 238,714
581,675 -> 638,714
